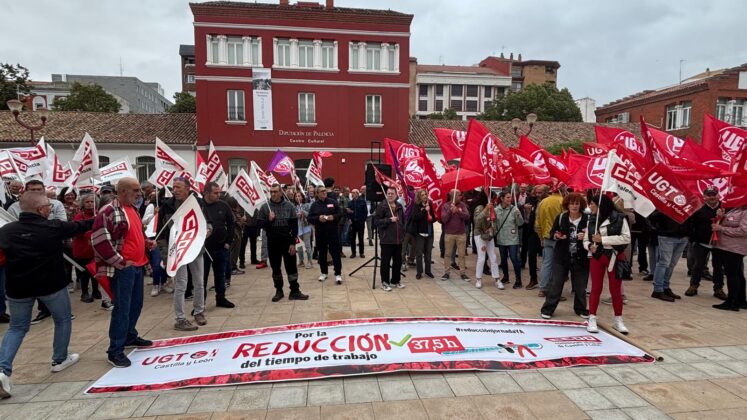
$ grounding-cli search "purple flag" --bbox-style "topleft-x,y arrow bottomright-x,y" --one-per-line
266,149 -> 295,176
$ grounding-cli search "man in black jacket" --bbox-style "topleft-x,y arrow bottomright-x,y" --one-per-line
650,211 -> 691,302
256,184 -> 309,302
346,189 -> 368,258
308,186 -> 343,284
684,188 -> 725,299
0,192 -> 93,398
374,187 -> 405,291
201,182 -> 236,308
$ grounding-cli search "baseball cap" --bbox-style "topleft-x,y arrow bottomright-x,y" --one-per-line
703,187 -> 718,196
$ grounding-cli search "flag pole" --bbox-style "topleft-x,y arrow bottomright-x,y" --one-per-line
452,166 -> 461,205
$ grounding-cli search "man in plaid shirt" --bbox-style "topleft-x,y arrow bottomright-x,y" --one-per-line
92,177 -> 154,368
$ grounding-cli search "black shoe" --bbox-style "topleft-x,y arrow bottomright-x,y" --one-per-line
185,293 -> 193,301
713,302 -> 739,311
651,291 -> 675,302
92,290 -> 102,300
81,293 -> 93,303
360,254 -> 365,259
424,272 -> 434,279
643,274 -> 653,281
251,260 -> 261,265
341,253 -> 347,258
351,254 -> 356,258
289,291 -> 309,300
239,262 -> 246,269
416,273 -> 422,279
108,353 -> 131,368
216,298 -> 235,308
272,290 -> 284,302
125,337 -> 153,348
30,312 -> 51,325
501,278 -> 510,284
450,263 -> 460,271
512,282 -> 523,289
664,288 -> 681,300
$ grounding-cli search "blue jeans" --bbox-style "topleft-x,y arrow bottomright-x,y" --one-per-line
499,244 -> 522,283
0,267 -> 6,314
204,248 -> 228,299
108,266 -> 144,356
149,248 -> 166,286
0,287 -> 72,375
653,236 -> 689,293
539,239 -> 556,291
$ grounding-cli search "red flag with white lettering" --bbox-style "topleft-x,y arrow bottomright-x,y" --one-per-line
509,147 -> 551,185
434,128 -> 466,162
461,120 -> 512,186
702,113 -> 747,163
639,164 -> 704,223
567,154 -> 608,190
583,142 -> 610,157
518,136 -> 570,183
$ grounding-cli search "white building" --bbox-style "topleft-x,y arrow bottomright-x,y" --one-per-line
575,97 -> 597,123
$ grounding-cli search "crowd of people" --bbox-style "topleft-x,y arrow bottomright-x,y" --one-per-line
0,174 -> 744,398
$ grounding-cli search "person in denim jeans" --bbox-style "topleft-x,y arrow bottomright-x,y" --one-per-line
494,191 -> 524,288
0,265 -> 8,323
0,191 -> 94,397
650,211 -> 690,302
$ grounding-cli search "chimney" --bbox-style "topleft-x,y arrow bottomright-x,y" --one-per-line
509,52 -> 513,60
280,0 -> 289,5
518,53 -> 522,61
326,0 -> 334,7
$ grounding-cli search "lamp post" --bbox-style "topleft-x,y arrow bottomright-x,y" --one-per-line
510,112 -> 537,138
6,99 -> 49,145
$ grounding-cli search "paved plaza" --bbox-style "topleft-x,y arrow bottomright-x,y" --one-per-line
1,233 -> 746,420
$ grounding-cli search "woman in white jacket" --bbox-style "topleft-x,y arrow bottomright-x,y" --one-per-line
583,195 -> 631,334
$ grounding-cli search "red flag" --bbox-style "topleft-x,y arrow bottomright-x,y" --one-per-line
434,128 -> 466,161
518,136 -> 570,182
639,164 -> 705,223
510,147 -> 551,185
702,113 -> 747,163
594,125 -> 648,159
384,138 -> 424,165
372,164 -> 403,198
566,154 -> 608,190
461,120 -> 512,186
583,142 -> 610,157
87,260 -> 113,300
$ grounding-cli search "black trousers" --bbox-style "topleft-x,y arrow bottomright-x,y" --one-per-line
634,231 -> 649,272
203,248 -> 228,300
690,243 -> 724,290
714,248 -> 745,307
348,220 -> 365,256
240,226 -> 258,265
74,257 -> 98,297
268,238 -> 300,293
541,256 -> 589,316
316,230 -> 342,275
415,234 -> 434,275
522,231 -> 540,282
381,243 -> 402,285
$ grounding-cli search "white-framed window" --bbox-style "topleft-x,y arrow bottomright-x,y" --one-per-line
210,37 -> 220,64
228,158 -> 247,183
298,40 -> 314,68
251,38 -> 260,65
717,98 -> 747,126
298,92 -> 316,123
136,156 -> 155,181
350,45 -> 359,70
666,104 -> 678,130
226,36 -> 243,65
511,81 -> 522,92
321,41 -> 335,69
366,43 -> 381,70
276,39 -> 291,67
99,155 -> 110,168
186,74 -> 195,84
666,101 -> 692,131
32,96 -> 46,110
387,48 -> 396,71
365,95 -> 382,125
227,90 -> 245,121
349,42 -> 397,72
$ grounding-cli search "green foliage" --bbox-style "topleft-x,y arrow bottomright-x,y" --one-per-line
478,82 -> 582,122
169,91 -> 196,113
545,139 -> 585,156
53,82 -> 121,112
0,63 -> 31,110
427,107 -> 458,120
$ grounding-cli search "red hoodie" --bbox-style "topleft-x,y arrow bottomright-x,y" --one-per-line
72,209 -> 95,259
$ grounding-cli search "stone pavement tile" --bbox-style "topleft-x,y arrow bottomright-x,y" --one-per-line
268,386 -> 307,409
0,383 -> 48,404
669,408 -> 747,420
154,414 -> 211,419
210,409 -> 268,420
229,387 -> 271,410
629,365 -> 682,383
711,376 -> 747,396
10,363 -> 53,384
307,383 -> 345,406
713,345 -> 747,360
43,398 -> 106,420
621,406 -> 671,420
573,367 -> 622,387
629,380 -> 747,413
600,366 -> 651,385
371,399 -> 429,420
508,371 -> 556,392
421,396 -> 485,419
469,394 -> 537,419
187,390 -> 234,413
515,390 -> 590,420
377,377 -> 418,401
563,388 -> 616,411
475,372 -> 522,394
718,360 -> 747,375
659,363 -> 712,381
272,381 -> 308,389
412,376 -> 455,399
90,396 -> 154,419
687,347 -> 734,361
320,403 -> 375,420
144,391 -> 199,416
586,409 -> 632,420
130,395 -> 157,417
656,349 -> 702,363
46,360 -> 111,383
31,381 -> 90,402
596,386 -> 650,408
444,373 -> 489,396
3,401 -> 64,419
690,362 -> 742,378
541,369 -> 589,389
265,406 -> 320,420
344,378 -> 382,403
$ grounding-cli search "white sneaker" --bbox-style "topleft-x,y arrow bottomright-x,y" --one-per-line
475,279 -> 482,289
305,261 -> 312,269
381,282 -> 392,292
161,283 -> 174,294
51,353 -> 80,372
0,372 -> 11,398
587,315 -> 599,333
540,313 -> 552,320
335,275 -> 342,285
395,283 -> 406,289
150,285 -> 160,297
613,316 -> 629,335
495,279 -> 504,290
319,274 -> 328,282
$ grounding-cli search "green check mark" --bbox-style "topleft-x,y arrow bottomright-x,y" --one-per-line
389,334 -> 412,347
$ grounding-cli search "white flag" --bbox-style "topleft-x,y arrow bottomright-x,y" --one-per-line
155,137 -> 188,172
227,168 -> 267,216
305,159 -> 324,187
601,149 -> 656,217
0,207 -> 17,227
0,150 -> 26,183
166,194 -> 207,277
204,141 -> 228,189
250,160 -> 276,194
99,157 -> 136,184
8,138 -> 48,177
68,133 -> 100,187
44,145 -> 71,187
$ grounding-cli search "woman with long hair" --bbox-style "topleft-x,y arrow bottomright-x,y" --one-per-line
294,191 -> 313,269
583,195 -> 631,334
473,199 -> 501,289
408,189 -> 436,279
711,204 -> 747,311
72,194 -> 98,302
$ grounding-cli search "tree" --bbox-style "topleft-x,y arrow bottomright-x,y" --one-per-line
0,63 -> 31,110
53,82 -> 121,112
169,91 -> 196,113
478,82 -> 582,122
427,107 -> 459,120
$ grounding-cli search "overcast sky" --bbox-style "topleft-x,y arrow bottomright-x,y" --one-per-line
4,0 -> 746,106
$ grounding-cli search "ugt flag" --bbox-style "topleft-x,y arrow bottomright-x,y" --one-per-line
166,195 -> 208,277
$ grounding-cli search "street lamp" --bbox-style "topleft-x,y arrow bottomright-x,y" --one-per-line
510,112 -> 537,138
6,99 -> 49,145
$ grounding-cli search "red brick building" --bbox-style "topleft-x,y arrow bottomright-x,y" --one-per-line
190,0 -> 413,187
595,63 -> 747,140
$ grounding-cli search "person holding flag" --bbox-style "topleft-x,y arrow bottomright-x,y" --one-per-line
441,189 -> 470,281
256,184 -> 309,302
92,177 -> 154,368
374,187 -> 406,291
308,185 -> 344,284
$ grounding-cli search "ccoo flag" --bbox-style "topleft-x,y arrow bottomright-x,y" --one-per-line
166,195 -> 208,277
